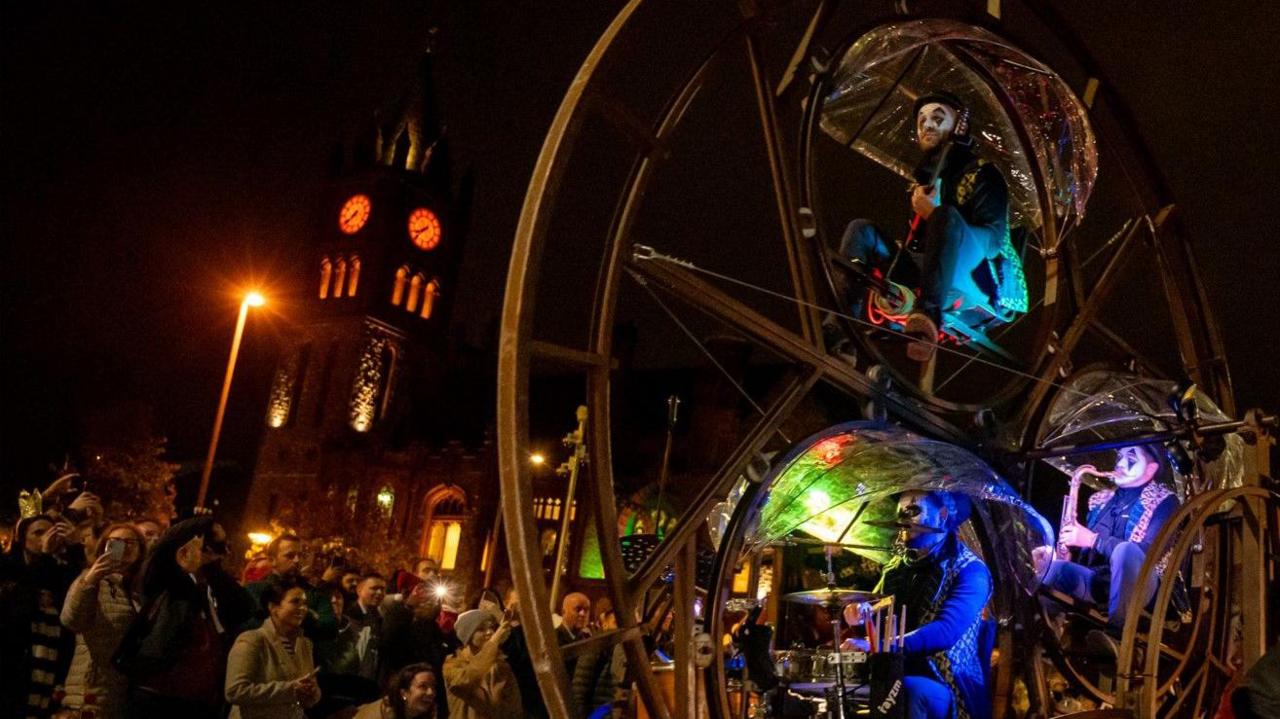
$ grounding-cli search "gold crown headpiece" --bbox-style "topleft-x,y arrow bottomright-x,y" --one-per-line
18,489 -> 43,519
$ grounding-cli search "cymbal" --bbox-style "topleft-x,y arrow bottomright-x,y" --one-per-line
862,519 -> 945,534
782,588 -> 883,606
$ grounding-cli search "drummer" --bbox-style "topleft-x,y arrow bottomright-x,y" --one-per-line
841,490 -> 991,719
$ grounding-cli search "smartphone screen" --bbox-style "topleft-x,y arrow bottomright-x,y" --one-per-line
107,538 -> 126,561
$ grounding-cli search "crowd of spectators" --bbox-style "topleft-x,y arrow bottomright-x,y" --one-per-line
0,476 -> 633,719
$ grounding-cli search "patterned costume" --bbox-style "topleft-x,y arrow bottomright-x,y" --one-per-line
1044,480 -> 1180,629
1085,481 -> 1177,575
876,535 -> 992,719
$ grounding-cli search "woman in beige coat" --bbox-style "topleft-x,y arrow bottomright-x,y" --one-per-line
59,523 -> 145,719
443,609 -> 521,719
225,578 -> 321,719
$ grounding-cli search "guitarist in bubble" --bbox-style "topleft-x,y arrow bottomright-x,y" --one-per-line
834,90 -> 1014,361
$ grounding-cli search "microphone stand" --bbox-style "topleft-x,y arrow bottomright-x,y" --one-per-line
825,545 -> 847,719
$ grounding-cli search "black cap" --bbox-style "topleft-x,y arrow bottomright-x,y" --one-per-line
912,90 -> 967,118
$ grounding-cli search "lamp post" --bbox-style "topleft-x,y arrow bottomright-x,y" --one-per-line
196,291 -> 265,510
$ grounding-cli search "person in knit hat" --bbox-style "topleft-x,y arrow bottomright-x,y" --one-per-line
442,608 -> 520,719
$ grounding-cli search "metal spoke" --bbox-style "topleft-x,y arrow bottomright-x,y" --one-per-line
626,369 -> 821,601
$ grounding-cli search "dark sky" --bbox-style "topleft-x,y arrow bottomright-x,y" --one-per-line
3,1 -> 1276,497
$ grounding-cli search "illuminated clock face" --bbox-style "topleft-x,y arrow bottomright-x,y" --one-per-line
338,194 -> 372,234
407,207 -> 442,250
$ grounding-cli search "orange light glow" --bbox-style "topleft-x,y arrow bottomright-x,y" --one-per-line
244,291 -> 266,307
339,194 -> 372,234
407,207 -> 442,250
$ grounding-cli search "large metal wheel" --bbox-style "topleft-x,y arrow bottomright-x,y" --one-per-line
497,2 -> 1235,718
1036,486 -> 1279,714
1111,485 -> 1280,716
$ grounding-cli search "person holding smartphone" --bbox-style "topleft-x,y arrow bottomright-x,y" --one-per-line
59,523 -> 145,719
443,608 -> 520,719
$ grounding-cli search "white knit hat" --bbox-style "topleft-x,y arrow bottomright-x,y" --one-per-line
455,608 -> 500,645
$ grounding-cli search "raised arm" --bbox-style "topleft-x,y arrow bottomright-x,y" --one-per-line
60,571 -> 102,633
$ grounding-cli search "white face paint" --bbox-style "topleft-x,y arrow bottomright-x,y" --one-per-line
916,102 -> 957,151
1112,446 -> 1155,488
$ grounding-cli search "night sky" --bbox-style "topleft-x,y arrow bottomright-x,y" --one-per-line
3,1 -> 1276,501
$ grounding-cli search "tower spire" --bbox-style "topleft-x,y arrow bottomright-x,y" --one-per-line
375,27 -> 443,175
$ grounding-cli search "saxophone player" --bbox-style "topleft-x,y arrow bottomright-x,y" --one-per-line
1040,445 -> 1180,650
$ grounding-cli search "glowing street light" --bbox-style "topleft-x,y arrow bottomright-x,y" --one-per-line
196,291 -> 266,509
529,452 -> 546,466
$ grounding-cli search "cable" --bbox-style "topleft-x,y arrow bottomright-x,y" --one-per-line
634,248 -> 1092,398
627,268 -> 792,444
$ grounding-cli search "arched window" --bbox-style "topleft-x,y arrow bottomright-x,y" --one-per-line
376,485 -> 395,520
347,256 -> 361,297
333,258 -> 348,298
319,258 -> 332,299
346,486 -> 359,518
391,266 -> 408,306
420,488 -> 466,571
406,273 -> 424,313
420,279 -> 440,319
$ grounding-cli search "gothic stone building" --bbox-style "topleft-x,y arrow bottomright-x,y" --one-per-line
242,40 -> 500,595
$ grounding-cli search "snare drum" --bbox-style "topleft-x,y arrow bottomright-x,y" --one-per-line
775,650 -> 826,684
775,649 -> 868,686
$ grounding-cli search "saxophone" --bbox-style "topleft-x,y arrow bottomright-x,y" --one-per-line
1058,465 -> 1118,554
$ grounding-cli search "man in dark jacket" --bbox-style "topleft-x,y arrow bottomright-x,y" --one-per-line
346,573 -> 388,682
115,517 -> 226,719
1042,445 -> 1179,636
242,533 -> 339,641
843,491 -> 992,719
836,90 -> 1024,361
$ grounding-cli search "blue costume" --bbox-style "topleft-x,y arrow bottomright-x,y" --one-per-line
1043,481 -> 1178,629
875,534 -> 992,719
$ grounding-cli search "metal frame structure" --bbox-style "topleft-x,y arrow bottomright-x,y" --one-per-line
497,1 -> 1256,717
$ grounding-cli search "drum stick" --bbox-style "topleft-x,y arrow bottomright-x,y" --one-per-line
866,608 -> 877,653
888,610 -> 893,652
877,610 -> 885,653
869,596 -> 894,612
898,605 -> 907,652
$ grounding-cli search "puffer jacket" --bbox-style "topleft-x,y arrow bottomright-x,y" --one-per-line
60,572 -> 138,719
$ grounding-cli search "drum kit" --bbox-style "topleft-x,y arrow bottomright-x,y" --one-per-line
772,587 -> 880,717
747,522 -> 938,718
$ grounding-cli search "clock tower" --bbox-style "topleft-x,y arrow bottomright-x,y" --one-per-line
243,32 -> 481,554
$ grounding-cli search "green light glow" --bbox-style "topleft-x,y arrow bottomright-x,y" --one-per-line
805,489 -> 830,514
578,522 -> 604,579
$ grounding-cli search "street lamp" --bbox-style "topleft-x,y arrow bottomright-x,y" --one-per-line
196,291 -> 265,510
